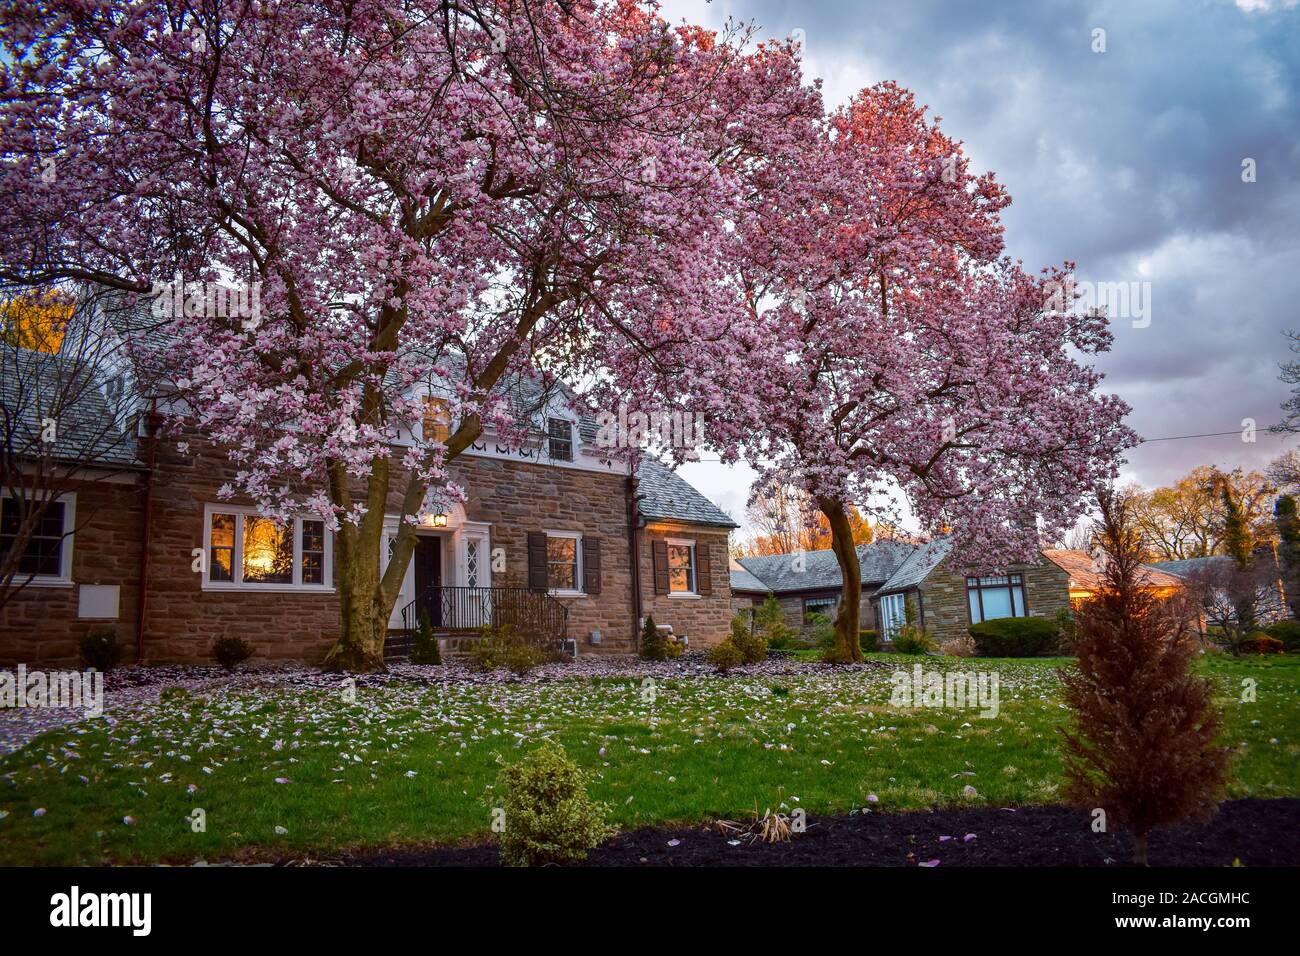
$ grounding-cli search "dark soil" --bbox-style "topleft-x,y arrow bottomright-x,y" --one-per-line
329,798 -> 1300,867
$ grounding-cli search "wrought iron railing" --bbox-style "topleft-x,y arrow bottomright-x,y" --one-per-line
399,585 -> 568,643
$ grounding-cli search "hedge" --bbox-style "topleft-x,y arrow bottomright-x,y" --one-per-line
968,616 -> 1060,657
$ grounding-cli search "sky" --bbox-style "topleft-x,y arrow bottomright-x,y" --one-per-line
654,0 -> 1300,536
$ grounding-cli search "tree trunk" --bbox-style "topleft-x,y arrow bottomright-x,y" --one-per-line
817,495 -> 863,662
323,527 -> 391,673
1132,831 -> 1149,866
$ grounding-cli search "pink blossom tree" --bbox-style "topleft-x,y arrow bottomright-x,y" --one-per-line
620,83 -> 1136,660
0,0 -> 818,669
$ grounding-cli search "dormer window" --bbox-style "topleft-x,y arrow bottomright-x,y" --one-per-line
547,418 -> 573,461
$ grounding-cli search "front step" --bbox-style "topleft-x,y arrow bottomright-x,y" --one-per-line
383,629 -> 485,662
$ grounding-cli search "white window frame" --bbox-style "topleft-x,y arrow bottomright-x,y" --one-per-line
879,592 -> 907,640
546,417 -> 575,462
201,503 -> 333,592
666,537 -> 698,597
0,491 -> 76,587
545,529 -> 584,597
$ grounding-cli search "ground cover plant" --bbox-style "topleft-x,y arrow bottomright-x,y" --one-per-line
0,654 -> 1294,865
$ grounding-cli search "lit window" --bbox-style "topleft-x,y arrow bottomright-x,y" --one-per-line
203,506 -> 332,590
667,541 -> 695,593
966,573 -> 1026,623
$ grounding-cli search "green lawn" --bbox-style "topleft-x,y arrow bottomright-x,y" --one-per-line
1,655 -> 1296,865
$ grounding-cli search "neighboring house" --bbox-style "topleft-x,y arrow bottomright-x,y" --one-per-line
869,538 -> 1072,646
1044,549 -> 1186,603
731,540 -> 916,633
0,295 -> 738,666
1149,552 -> 1289,630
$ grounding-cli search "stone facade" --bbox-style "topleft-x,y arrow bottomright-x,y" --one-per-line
0,433 -> 735,665
890,554 -> 1071,646
639,522 -> 733,649
0,476 -> 144,667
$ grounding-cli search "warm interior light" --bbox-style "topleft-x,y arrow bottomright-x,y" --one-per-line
433,513 -> 447,527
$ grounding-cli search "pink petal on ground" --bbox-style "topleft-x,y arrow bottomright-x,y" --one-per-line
918,859 -> 941,868
964,833 -> 977,842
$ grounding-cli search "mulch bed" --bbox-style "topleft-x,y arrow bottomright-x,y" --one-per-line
327,798 -> 1300,867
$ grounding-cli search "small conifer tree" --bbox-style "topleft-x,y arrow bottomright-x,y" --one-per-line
639,614 -> 665,661
1059,487 -> 1231,865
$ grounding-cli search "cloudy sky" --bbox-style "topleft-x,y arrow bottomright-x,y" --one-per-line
655,0 -> 1300,534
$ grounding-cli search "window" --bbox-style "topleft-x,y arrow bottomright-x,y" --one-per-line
547,418 -> 573,461
202,505 -> 332,590
546,533 -> 580,591
466,538 -> 480,588
667,539 -> 696,593
803,596 -> 836,623
966,573 -> 1026,623
879,593 -> 907,640
0,494 -> 75,584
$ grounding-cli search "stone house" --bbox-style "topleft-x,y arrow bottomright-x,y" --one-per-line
0,299 -> 737,667
870,538 -> 1072,646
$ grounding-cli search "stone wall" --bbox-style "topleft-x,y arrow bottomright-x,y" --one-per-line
1,431 -> 736,664
916,555 -> 1071,646
0,477 -> 144,667
638,522 -> 734,649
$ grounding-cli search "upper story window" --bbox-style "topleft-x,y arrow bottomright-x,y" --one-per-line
966,573 -> 1026,623
547,418 -> 573,461
0,493 -> 75,585
204,504 -> 332,591
666,539 -> 696,593
546,532 -> 581,591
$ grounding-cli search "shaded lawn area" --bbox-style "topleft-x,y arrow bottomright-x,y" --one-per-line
1,655 -> 1296,865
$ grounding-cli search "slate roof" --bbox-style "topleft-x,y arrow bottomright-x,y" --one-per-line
1044,549 -> 1186,591
736,539 -> 915,594
0,346 -> 140,468
874,537 -> 954,595
729,558 -> 771,594
635,457 -> 737,528
1148,556 -> 1234,578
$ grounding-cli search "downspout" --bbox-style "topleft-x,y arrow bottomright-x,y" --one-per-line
134,404 -> 160,665
626,472 -> 644,649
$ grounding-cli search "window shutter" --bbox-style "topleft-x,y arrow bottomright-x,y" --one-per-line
582,537 -> 602,594
696,542 -> 712,595
652,539 -> 670,594
527,531 -> 548,592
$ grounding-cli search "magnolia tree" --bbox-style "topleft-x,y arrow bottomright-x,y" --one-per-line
0,0 -> 818,669
621,83 -> 1135,660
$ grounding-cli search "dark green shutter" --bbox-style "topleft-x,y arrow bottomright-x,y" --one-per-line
527,531 -> 548,592
696,542 -> 712,596
652,539 -> 669,594
582,537 -> 601,594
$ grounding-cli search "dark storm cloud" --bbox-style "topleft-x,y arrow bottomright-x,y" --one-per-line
673,0 -> 1300,491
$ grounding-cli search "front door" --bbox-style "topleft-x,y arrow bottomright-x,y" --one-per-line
414,536 -> 443,628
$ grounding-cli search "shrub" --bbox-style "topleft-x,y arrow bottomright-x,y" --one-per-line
639,614 -> 665,661
1264,620 -> 1300,652
708,639 -> 743,673
495,741 -> 611,867
471,624 -> 549,676
1054,607 -> 1079,655
891,625 -> 935,655
1240,632 -> 1284,655
78,629 -> 120,671
663,635 -> 685,659
728,613 -> 767,664
969,616 -> 1060,657
755,594 -> 796,649
859,629 -> 880,653
1060,487 -> 1229,865
940,634 -> 976,657
210,636 -> 253,671
410,608 -> 442,665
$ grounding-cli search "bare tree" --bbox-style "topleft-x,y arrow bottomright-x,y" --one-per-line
1181,556 -> 1287,654
0,287 -> 140,610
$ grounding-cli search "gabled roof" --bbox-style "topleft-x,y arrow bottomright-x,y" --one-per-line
1045,549 -> 1186,591
873,538 -> 953,595
635,457 -> 737,528
0,346 -> 140,468
736,539 -> 915,594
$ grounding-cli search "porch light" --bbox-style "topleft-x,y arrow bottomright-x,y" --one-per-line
429,513 -> 448,528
